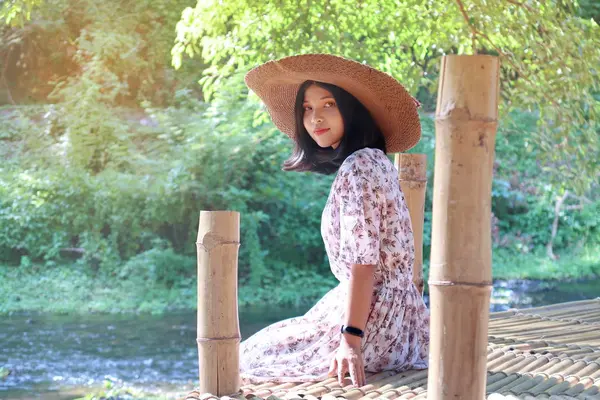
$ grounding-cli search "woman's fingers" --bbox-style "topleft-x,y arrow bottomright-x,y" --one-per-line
359,363 -> 366,386
337,357 -> 366,387
337,358 -> 348,386
349,358 -> 365,387
329,348 -> 367,387
356,361 -> 366,387
349,363 -> 358,387
328,357 -> 337,377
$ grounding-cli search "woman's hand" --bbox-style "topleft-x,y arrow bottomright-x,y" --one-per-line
328,334 -> 366,387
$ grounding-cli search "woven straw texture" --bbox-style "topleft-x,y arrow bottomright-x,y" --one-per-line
186,298 -> 600,400
244,54 -> 421,153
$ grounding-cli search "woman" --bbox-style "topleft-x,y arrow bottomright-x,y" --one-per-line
239,54 -> 429,388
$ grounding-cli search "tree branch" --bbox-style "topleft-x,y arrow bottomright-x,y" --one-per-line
453,0 -> 560,110
546,190 -> 569,260
409,45 -> 427,69
1,46 -> 16,105
546,191 -> 591,259
505,0 -> 535,13
454,0 -> 478,54
565,205 -> 584,210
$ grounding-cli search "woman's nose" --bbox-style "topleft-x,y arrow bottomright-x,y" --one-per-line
311,113 -> 324,125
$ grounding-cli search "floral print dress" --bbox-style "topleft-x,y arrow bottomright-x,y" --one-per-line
239,147 -> 430,384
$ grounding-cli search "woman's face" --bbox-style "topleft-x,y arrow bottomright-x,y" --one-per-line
302,84 -> 344,149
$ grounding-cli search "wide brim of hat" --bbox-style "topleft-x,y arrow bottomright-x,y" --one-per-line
244,53 -> 421,153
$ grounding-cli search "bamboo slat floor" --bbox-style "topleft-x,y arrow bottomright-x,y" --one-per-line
186,298 -> 600,400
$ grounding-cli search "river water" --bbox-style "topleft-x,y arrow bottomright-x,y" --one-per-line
1,279 -> 598,399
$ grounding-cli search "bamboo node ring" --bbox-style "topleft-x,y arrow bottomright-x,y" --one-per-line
196,232 -> 240,251
398,178 -> 428,182
428,280 -> 492,287
197,336 -> 241,343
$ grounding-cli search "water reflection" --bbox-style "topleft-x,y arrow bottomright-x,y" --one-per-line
0,313 -> 201,399
490,279 -> 600,311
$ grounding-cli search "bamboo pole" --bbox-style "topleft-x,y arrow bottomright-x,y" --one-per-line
196,210 -> 241,396
427,54 -> 500,399
394,153 -> 427,295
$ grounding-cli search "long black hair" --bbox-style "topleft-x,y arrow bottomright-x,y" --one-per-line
282,80 -> 386,175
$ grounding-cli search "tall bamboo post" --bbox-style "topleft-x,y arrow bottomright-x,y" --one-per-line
394,153 -> 427,295
196,211 -> 241,396
427,55 -> 500,399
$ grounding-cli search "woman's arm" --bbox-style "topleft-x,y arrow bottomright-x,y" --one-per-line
329,263 -> 376,387
344,263 -> 376,337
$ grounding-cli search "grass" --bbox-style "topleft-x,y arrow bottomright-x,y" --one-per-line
72,378 -> 189,400
0,263 -> 197,315
0,260 -> 336,315
491,245 -> 600,281
1,245 -> 598,316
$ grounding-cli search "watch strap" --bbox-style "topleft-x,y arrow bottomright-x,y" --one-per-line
341,325 -> 364,338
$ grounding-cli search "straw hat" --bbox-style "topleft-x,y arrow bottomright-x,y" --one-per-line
244,53 -> 421,153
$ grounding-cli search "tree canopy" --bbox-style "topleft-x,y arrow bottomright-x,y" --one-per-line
173,0 -> 600,193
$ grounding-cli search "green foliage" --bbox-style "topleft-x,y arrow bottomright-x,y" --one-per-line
492,245 -> 600,280
173,0 -> 600,194
0,78 -> 334,286
145,74 -> 334,284
1,0 -> 200,105
577,0 -> 600,23
74,378 -> 176,400
119,248 -> 195,288
0,260 -> 196,314
0,260 -> 334,314
2,100 -> 598,290
2,243 -> 599,316
0,164 -> 181,268
490,109 -> 600,254
0,0 -> 42,26
239,269 -> 338,308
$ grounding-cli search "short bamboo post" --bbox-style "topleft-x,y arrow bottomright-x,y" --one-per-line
394,153 -> 427,295
427,55 -> 500,399
196,211 -> 241,396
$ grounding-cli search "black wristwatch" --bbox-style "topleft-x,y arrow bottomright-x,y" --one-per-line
341,325 -> 364,338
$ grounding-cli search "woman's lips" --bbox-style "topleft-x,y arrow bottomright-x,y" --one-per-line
314,128 -> 330,135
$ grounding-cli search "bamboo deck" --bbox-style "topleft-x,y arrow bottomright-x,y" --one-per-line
186,298 -> 600,400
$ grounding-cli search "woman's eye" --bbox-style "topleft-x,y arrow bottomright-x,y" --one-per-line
304,102 -> 334,111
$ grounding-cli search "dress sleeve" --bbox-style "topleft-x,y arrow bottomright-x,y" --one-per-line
338,162 -> 384,266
